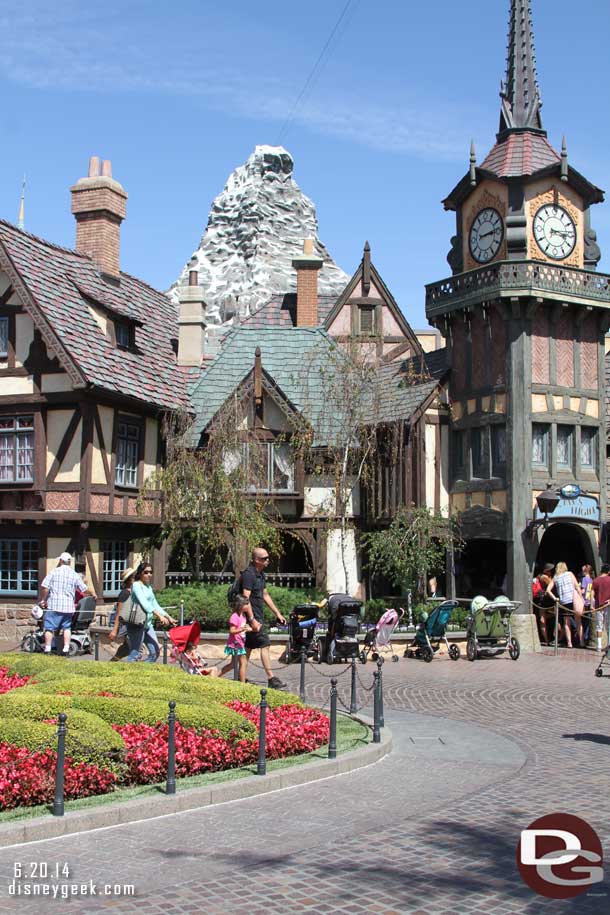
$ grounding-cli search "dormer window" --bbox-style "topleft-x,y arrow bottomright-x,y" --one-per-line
115,321 -> 131,349
0,317 -> 8,360
359,306 -> 376,335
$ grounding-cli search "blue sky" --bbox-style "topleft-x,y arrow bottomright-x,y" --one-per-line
0,0 -> 609,328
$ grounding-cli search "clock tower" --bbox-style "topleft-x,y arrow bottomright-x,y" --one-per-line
426,0 -> 610,642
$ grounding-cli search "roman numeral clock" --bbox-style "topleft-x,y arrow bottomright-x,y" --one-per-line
425,0 -> 610,641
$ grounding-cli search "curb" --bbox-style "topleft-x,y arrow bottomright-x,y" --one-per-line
0,715 -> 391,848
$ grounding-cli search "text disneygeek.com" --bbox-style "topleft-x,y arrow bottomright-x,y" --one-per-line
6,862 -> 135,900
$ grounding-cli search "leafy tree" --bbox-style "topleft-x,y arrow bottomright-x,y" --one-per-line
362,506 -> 463,597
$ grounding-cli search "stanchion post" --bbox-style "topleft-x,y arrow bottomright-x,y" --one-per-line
299,646 -> 306,702
328,677 -> 338,759
257,689 -> 268,776
94,630 -> 100,661
233,653 -> 240,681
162,630 -> 168,665
350,657 -> 357,714
180,600 -> 184,627
53,713 -> 67,816
166,700 -> 176,795
377,657 -> 385,728
554,602 -> 559,658
372,671 -> 381,743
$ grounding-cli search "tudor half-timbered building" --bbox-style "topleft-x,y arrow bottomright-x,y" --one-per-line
0,158 -> 188,620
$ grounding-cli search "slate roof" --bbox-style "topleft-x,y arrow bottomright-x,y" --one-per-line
480,132 -> 559,178
189,326 -> 442,447
239,293 -> 338,329
0,219 -> 189,411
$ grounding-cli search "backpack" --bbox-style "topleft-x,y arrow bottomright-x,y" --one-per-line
227,572 -> 243,607
532,579 -> 544,601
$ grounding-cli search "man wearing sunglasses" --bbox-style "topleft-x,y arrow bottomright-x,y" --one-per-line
241,547 -> 287,690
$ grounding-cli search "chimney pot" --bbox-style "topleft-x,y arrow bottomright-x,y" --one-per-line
189,268 -> 199,286
303,238 -> 314,255
101,159 -> 113,178
88,156 -> 100,178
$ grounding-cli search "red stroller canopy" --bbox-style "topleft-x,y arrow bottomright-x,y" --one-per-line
168,621 -> 200,652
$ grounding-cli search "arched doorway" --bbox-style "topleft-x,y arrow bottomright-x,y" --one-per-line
536,522 -> 596,575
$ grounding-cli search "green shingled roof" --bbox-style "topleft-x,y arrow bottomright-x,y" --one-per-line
189,327 -> 441,446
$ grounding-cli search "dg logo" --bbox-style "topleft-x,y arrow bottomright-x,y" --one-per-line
517,813 -> 604,899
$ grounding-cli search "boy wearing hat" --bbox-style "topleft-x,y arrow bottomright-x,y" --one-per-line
39,552 -> 95,655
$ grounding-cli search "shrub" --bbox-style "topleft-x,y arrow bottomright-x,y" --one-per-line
74,696 -> 255,738
156,583 -> 325,632
0,709 -> 124,761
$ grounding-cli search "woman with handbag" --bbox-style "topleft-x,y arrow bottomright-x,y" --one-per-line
108,567 -> 135,661
125,562 -> 177,662
546,561 -> 583,648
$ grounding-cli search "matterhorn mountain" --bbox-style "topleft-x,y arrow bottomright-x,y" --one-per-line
170,145 -> 349,323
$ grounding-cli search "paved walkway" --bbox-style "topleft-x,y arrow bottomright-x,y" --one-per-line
0,651 -> 608,914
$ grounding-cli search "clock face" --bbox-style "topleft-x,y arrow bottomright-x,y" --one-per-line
469,208 -> 504,264
533,204 -> 577,260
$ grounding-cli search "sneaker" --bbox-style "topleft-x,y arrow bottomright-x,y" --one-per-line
267,676 -> 287,690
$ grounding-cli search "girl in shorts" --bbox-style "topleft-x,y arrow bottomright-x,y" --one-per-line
216,595 -> 252,683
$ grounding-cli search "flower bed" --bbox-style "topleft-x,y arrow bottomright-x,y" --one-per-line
0,656 -> 330,811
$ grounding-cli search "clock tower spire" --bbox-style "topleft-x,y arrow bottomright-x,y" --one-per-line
499,0 -> 543,137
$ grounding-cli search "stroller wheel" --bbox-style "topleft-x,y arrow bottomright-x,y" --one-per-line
466,638 -> 477,662
449,644 -> 461,661
392,654 -> 399,662
406,650 -> 415,659
359,651 -> 367,664
595,667 -> 603,677
422,646 -> 433,663
508,637 -> 520,661
371,652 -> 379,662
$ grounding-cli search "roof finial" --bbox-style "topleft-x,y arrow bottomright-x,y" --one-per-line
469,141 -> 477,187
560,136 -> 569,182
362,241 -> 371,296
498,0 -> 544,137
17,175 -> 25,230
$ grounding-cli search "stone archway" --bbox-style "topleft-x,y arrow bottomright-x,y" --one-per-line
535,522 -> 597,575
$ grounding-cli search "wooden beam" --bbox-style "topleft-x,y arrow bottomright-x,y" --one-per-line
46,407 -> 81,486
93,405 -> 111,485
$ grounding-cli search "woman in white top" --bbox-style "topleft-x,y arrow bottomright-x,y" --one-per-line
546,561 -> 583,648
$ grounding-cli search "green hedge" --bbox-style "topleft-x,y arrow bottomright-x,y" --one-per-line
0,709 -> 124,760
73,696 -> 256,737
156,583 -> 325,631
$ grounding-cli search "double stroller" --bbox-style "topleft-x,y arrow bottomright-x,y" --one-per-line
316,593 -> 362,664
360,607 -> 405,663
285,603 -> 322,664
466,595 -> 521,661
22,596 -> 97,656
405,600 -> 461,662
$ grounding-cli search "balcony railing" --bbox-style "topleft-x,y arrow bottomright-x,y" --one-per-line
165,571 -> 316,589
425,260 -> 610,319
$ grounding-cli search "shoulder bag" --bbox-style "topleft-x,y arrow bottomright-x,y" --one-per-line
118,593 -> 147,627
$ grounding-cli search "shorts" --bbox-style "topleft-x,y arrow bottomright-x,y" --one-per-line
596,610 -> 607,632
245,628 -> 271,650
43,611 -> 74,632
224,646 -> 246,656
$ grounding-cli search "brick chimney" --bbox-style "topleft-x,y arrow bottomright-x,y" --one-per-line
177,262 -> 207,366
292,238 -> 323,327
71,157 -> 127,277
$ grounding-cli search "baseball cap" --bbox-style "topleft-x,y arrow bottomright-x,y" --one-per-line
59,552 -> 72,563
543,562 -> 555,572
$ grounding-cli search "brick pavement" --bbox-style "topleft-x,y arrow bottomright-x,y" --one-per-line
0,651 -> 607,914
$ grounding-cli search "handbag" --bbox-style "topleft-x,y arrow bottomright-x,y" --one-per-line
572,587 -> 585,615
118,594 -> 147,627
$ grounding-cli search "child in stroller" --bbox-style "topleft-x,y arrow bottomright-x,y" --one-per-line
285,600 -> 326,664
360,607 -> 405,663
168,621 -> 218,676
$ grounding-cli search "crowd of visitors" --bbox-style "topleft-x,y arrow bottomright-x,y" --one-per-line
533,560 -> 610,649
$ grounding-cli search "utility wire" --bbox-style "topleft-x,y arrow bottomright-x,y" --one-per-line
276,0 -> 358,145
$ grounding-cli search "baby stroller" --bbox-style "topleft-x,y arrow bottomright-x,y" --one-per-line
466,595 -> 521,661
168,621 -> 212,675
405,600 -> 460,662
285,603 -> 321,664
316,593 -> 362,664
360,608 -> 405,663
21,596 -> 96,656
594,605 -> 610,677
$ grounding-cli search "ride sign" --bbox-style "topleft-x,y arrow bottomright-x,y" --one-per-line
517,813 -> 604,899
533,493 -> 600,524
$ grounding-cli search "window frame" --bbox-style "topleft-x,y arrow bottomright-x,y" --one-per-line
532,423 -> 550,470
114,418 -> 142,489
0,415 -> 35,484
580,426 -> 596,472
491,424 -> 507,478
0,316 -> 8,360
241,441 -> 296,495
556,424 -> 573,472
358,305 -> 376,336
101,540 -> 129,597
114,321 -> 132,349
0,538 -> 39,595
451,429 -> 466,481
471,427 -> 487,479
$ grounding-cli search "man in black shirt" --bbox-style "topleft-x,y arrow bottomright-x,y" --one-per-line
241,547 -> 287,690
